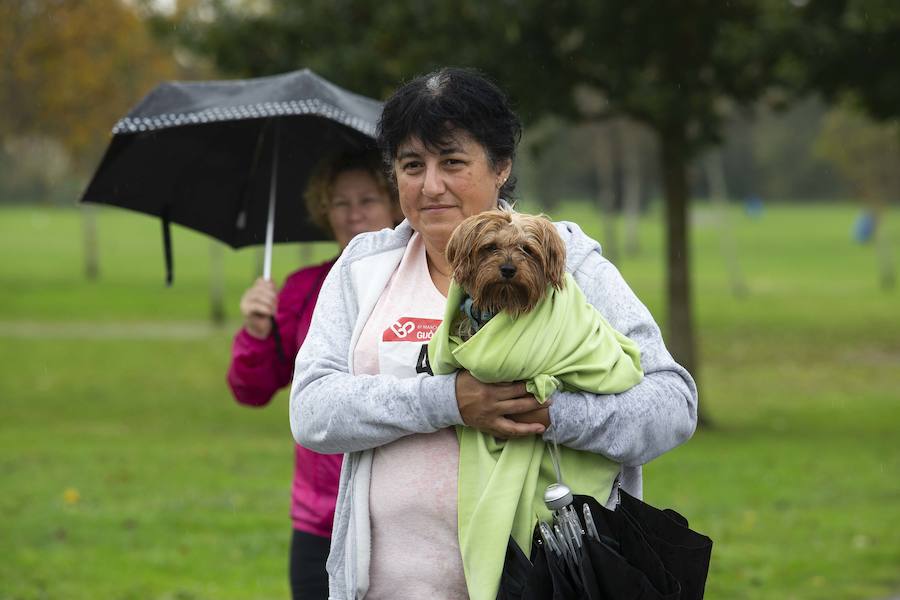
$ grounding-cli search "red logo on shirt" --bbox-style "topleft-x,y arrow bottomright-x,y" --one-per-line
383,318 -> 442,342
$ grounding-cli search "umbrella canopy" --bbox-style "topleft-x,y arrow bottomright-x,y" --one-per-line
80,68 -> 383,281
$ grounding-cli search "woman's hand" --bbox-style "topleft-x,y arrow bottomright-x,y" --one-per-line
507,405 -> 551,428
240,278 -> 277,339
455,370 -> 548,439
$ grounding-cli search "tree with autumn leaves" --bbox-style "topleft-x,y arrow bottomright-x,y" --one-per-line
0,0 -> 182,202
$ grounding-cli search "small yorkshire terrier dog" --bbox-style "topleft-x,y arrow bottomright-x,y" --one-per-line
445,209 -> 566,339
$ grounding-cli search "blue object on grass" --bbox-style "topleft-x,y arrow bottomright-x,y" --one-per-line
853,211 -> 876,243
744,195 -> 764,218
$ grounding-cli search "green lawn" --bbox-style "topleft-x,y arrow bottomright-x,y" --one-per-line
1,202 -> 898,599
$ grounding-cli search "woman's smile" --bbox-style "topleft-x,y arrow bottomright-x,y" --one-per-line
421,204 -> 457,212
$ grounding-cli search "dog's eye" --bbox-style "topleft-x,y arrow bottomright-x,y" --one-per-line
482,243 -> 497,253
520,245 -> 534,257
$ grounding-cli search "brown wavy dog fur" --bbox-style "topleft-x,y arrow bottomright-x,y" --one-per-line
445,210 -> 566,336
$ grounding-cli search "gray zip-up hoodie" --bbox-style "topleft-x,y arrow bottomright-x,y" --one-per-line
290,217 -> 698,600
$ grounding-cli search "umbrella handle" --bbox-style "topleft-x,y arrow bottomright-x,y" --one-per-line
271,316 -> 288,363
162,210 -> 174,286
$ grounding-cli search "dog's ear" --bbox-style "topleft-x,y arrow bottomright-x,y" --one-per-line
446,212 -> 492,281
535,215 -> 567,289
445,216 -> 475,271
446,211 -> 506,266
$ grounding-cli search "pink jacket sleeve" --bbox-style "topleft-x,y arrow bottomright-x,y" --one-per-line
227,261 -> 334,407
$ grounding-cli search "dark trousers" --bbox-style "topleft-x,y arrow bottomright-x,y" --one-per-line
290,529 -> 331,600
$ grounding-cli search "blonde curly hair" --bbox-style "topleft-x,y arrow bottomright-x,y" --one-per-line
304,150 -> 397,237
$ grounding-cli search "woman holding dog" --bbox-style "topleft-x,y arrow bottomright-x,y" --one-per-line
227,149 -> 400,600
290,68 -> 698,599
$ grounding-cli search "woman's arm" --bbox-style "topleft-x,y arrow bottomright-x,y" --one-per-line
546,254 -> 698,466
290,251 -> 463,454
226,267 -> 327,406
227,328 -> 293,406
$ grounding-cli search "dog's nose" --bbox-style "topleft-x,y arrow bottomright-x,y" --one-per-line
500,263 -> 517,279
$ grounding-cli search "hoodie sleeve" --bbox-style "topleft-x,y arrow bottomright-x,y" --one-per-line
226,265 -> 327,407
289,245 -> 463,454
546,252 -> 698,467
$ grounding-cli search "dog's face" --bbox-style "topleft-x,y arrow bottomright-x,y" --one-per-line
445,210 -> 566,317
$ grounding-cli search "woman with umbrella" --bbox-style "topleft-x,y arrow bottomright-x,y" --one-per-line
290,68 -> 698,599
227,149 -> 400,600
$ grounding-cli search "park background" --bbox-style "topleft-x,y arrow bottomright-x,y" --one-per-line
1,1 -> 898,599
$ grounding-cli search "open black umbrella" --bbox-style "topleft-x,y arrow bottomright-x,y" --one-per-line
80,68 -> 383,284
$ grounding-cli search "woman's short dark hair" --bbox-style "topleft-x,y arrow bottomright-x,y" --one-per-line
377,67 -> 523,199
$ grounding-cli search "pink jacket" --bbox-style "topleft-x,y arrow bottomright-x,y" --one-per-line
227,259 -> 342,537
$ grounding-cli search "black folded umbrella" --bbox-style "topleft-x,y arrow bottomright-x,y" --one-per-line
498,529 -> 580,600
498,486 -> 712,600
618,490 -> 713,600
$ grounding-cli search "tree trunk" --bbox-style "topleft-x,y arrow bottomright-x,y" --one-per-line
872,204 -> 896,290
704,149 -> 747,297
594,123 -> 619,265
299,242 -> 313,267
660,127 -> 708,426
622,127 -> 643,257
82,205 -> 99,281
253,247 -> 264,279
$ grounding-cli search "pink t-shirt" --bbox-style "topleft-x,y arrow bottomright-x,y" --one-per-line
354,233 -> 468,599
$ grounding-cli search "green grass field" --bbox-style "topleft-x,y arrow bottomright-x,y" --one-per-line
1,202 -> 898,599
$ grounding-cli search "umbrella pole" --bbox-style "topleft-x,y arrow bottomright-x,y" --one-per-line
263,123 -> 287,362
263,124 -> 280,281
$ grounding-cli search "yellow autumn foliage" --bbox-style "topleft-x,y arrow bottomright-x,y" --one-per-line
0,0 -> 181,166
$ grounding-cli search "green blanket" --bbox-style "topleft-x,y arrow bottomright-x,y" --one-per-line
428,273 -> 644,600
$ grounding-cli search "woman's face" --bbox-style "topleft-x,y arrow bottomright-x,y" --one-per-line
393,130 -> 511,254
327,169 -> 398,249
